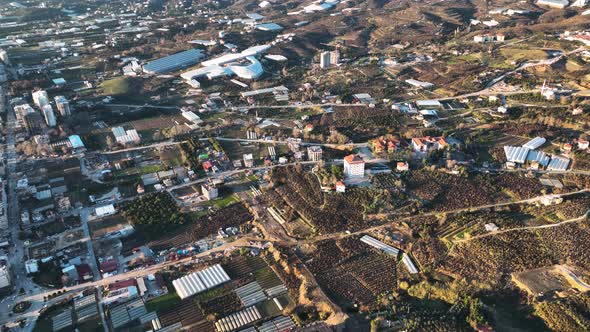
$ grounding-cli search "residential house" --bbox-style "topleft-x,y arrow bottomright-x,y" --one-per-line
307,146 -> 323,161
397,162 -> 409,172
343,154 -> 365,178
411,136 -> 448,153
202,183 -> 218,200
243,154 -> 254,168
335,181 -> 346,193
371,138 -> 402,154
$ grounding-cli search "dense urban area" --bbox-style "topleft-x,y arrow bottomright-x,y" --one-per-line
0,0 -> 589,331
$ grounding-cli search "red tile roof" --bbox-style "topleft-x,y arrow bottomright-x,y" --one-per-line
75,264 -> 93,279
344,154 -> 363,164
99,260 -> 118,273
108,279 -> 137,291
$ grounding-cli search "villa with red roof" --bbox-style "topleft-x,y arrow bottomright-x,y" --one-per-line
343,154 -> 365,177
411,136 -> 448,153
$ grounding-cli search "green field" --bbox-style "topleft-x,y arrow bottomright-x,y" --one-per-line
499,48 -> 548,64
146,292 -> 181,312
100,77 -> 132,95
201,194 -> 240,209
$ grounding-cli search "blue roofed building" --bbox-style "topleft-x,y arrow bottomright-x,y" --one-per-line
68,135 -> 85,150
142,49 -> 204,74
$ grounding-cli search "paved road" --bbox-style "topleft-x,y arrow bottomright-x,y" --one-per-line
104,102 -> 365,111
453,207 -> 590,244
0,237 -> 254,326
1,85 -> 41,331
78,208 -> 108,331
473,167 -> 590,176
99,135 -> 368,156
210,137 -> 368,148
166,160 -> 324,192
100,140 -> 181,155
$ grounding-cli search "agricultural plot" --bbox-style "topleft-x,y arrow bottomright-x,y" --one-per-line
410,237 -> 448,269
158,298 -> 214,331
439,209 -> 533,242
224,256 -> 267,279
441,218 -> 590,286
129,115 -> 186,131
199,292 -> 242,318
406,171 -> 546,212
254,266 -> 283,290
89,214 -> 129,239
305,238 -> 398,308
147,203 -> 252,250
269,166 -> 379,233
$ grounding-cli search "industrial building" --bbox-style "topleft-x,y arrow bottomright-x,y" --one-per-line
142,49 -> 204,74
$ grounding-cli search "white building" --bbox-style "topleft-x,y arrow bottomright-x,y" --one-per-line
571,0 -> 588,6
536,0 -> 569,8
42,104 -> 56,126
95,204 -> 116,217
320,51 -> 331,69
112,127 -> 140,145
54,95 -> 71,116
201,183 -> 218,200
25,260 -> 39,274
406,79 -> 434,89
243,154 -> 254,168
0,49 -> 9,64
32,90 -> 49,108
180,45 -> 270,87
307,146 -> 323,161
0,263 -> 10,290
343,154 -> 365,177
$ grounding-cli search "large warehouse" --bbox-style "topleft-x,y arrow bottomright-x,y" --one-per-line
143,49 -> 204,74
172,264 -> 230,299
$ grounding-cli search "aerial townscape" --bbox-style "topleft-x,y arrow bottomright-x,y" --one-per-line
0,0 -> 590,331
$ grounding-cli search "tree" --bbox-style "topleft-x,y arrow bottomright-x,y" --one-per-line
106,136 -> 115,149
331,165 -> 343,179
